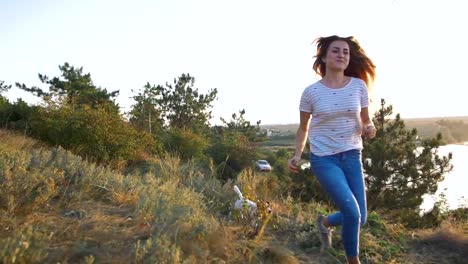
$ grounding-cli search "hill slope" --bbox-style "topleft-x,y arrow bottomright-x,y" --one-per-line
0,129 -> 466,263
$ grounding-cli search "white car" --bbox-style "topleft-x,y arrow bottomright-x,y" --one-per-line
255,160 -> 272,172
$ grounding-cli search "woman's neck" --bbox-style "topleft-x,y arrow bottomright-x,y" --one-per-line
321,72 -> 350,88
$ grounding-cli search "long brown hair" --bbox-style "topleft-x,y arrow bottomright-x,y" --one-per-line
312,35 -> 376,88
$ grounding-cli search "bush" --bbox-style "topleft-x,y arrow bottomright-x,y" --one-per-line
164,128 -> 209,160
208,131 -> 258,181
30,104 -> 162,165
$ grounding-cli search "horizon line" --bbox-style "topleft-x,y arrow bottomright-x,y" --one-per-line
261,115 -> 468,126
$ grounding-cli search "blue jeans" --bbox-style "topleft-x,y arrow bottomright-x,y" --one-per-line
310,149 -> 367,257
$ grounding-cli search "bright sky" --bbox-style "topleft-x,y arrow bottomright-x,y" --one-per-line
1,0 -> 466,125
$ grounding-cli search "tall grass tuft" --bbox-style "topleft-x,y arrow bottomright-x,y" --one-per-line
0,225 -> 48,263
132,161 -> 224,261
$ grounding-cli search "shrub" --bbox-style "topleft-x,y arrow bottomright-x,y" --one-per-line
164,128 -> 209,160
31,104 -> 162,165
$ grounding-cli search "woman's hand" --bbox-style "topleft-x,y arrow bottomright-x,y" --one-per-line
288,156 -> 302,174
362,124 -> 376,139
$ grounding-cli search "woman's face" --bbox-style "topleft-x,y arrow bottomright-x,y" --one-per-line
323,40 -> 350,71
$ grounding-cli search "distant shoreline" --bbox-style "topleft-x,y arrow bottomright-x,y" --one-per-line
261,116 -> 468,127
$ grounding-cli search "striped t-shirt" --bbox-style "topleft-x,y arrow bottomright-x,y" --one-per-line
299,77 -> 369,156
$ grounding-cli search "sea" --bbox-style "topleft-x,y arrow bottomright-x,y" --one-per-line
420,143 -> 468,212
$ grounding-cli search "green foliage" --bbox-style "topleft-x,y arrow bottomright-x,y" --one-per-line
266,148 -> 305,182
267,147 -> 326,203
359,212 -> 408,262
208,129 -> 257,181
0,98 -> 40,133
287,168 -> 330,204
128,82 -> 164,134
450,207 -> 468,222
162,74 -> 217,130
365,211 -> 388,236
0,94 -> 11,127
220,109 -> 266,142
420,192 -> 451,227
261,134 -> 296,147
130,74 -> 217,132
207,110 -> 265,181
363,99 -> 453,212
400,192 -> 452,229
276,148 -> 289,158
264,148 -> 288,177
0,80 -> 12,94
7,63 -> 161,165
30,104 -> 162,164
164,128 -> 209,160
16,63 -> 119,111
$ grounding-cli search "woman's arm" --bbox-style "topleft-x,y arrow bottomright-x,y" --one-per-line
288,111 -> 311,173
360,107 -> 376,139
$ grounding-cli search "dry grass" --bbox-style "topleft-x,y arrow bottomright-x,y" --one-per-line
1,129 -> 467,263
406,222 -> 468,264
0,129 -> 43,151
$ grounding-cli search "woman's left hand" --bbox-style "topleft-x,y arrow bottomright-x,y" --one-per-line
363,124 -> 376,139
288,156 -> 302,174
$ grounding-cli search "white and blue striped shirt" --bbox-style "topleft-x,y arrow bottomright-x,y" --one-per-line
299,77 -> 369,156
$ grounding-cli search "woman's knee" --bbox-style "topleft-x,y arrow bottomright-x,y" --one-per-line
343,203 -> 367,226
342,203 -> 361,224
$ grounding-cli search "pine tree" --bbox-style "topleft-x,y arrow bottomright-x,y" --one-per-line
363,99 -> 453,211
156,74 -> 217,131
128,82 -> 164,134
12,63 -> 159,164
16,63 -> 119,111
0,80 -> 11,94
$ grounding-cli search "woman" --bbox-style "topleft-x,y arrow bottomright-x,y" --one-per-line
288,35 -> 376,264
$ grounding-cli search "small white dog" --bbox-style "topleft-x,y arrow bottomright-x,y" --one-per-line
232,185 -> 272,234
233,185 -> 258,222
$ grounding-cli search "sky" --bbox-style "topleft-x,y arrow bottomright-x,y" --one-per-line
1,0 -> 467,125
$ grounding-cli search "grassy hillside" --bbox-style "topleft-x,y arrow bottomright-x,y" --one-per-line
0,129 -> 466,263
404,116 -> 468,144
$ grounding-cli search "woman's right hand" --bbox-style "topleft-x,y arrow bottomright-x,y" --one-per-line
288,156 -> 302,174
